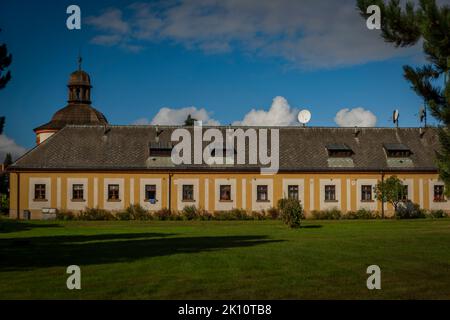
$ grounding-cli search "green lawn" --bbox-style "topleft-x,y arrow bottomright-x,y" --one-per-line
0,219 -> 449,299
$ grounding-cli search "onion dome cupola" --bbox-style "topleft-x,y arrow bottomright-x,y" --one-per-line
33,57 -> 108,145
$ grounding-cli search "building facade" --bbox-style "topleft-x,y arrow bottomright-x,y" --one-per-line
8,66 -> 450,219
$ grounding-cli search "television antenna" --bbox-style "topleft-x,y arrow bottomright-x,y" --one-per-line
298,110 -> 311,127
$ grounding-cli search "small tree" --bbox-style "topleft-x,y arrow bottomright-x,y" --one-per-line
374,176 -> 407,213
184,114 -> 197,126
278,198 -> 303,228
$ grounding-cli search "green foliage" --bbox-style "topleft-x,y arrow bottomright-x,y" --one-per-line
250,210 -> 266,220
184,114 -> 197,126
311,208 -> 342,220
278,198 -> 303,228
56,210 -> 76,221
427,209 -> 448,218
357,0 -> 450,195
374,176 -> 406,212
214,209 -> 250,220
181,205 -> 200,220
0,194 -> 9,214
395,201 -> 426,219
266,207 -> 280,220
153,208 -> 173,220
79,208 -> 116,221
343,209 -> 380,220
0,28 -> 12,90
125,204 -> 152,220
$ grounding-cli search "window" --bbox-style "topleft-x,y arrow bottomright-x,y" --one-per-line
108,184 -> 120,201
220,185 -> 231,201
72,184 -> 84,200
384,144 -> 412,157
34,184 -> 46,200
361,185 -> 372,201
434,185 -> 445,202
326,144 -> 353,157
324,185 -> 336,201
182,184 -> 194,201
399,185 -> 408,201
287,185 -> 299,200
145,185 -> 156,201
257,185 -> 268,201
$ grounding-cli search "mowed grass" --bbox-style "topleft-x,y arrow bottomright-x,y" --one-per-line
0,219 -> 450,299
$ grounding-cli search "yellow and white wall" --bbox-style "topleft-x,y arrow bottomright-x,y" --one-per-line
8,171 -> 450,219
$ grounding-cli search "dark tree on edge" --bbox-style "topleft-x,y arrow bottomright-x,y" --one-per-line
357,0 -> 450,195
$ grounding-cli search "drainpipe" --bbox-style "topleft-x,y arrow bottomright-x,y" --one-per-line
381,171 -> 385,219
17,172 -> 20,220
168,173 -> 173,212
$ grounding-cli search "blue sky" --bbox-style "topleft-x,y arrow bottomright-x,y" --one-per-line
0,0 -> 439,158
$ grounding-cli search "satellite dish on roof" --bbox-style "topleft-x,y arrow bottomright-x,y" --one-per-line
298,110 -> 311,126
393,109 -> 399,128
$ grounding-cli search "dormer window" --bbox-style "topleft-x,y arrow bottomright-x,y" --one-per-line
149,142 -> 172,157
384,143 -> 412,158
326,144 -> 353,157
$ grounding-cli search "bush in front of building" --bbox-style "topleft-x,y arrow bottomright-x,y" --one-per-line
277,198 -> 303,228
214,208 -> 251,220
79,207 -> 116,221
56,209 -> 77,221
152,208 -> 173,220
342,209 -> 380,220
395,201 -> 426,219
266,207 -> 280,220
181,205 -> 200,220
311,208 -> 342,220
427,209 -> 448,219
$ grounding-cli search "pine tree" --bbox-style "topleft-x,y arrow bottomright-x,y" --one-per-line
0,28 -> 12,90
184,114 -> 197,126
357,0 -> 450,195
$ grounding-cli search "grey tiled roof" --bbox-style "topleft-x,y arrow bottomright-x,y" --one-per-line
11,125 -> 440,172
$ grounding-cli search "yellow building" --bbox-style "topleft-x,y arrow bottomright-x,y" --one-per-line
8,65 -> 450,219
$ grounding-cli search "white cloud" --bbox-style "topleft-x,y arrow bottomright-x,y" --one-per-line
233,96 -> 299,126
334,107 -> 377,127
135,106 -> 220,126
0,134 -> 26,161
86,0 -> 421,68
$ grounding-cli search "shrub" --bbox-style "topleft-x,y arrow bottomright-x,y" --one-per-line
395,201 -> 426,219
278,198 -> 303,228
343,209 -> 380,220
250,210 -> 265,220
181,205 -> 200,220
266,207 -> 280,220
153,208 -> 172,220
311,208 -> 342,220
0,194 -> 9,214
115,210 -> 132,220
214,208 -> 250,220
427,209 -> 448,219
79,208 -> 116,221
199,209 -> 213,221
56,210 -> 76,221
128,204 -> 152,220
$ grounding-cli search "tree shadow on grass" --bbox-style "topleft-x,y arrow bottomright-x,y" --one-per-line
300,225 -> 323,229
0,220 -> 61,234
0,233 -> 283,271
